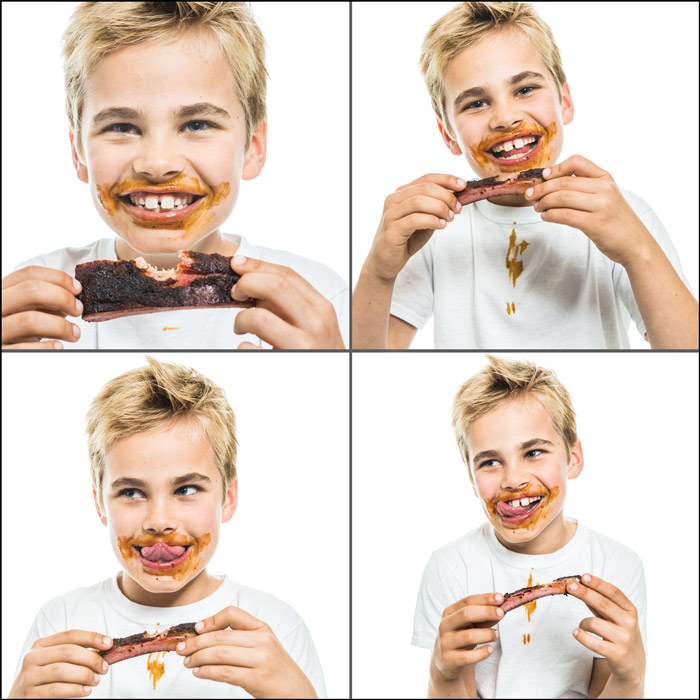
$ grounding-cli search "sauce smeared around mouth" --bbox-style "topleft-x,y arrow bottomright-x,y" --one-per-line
485,485 -> 559,531
117,533 -> 211,581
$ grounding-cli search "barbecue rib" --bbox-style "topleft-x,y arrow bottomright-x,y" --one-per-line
99,623 -> 198,665
75,250 -> 251,322
500,575 -> 581,613
456,168 -> 545,206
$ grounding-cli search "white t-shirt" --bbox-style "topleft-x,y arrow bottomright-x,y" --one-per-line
391,188 -> 692,348
14,235 -> 348,349
15,575 -> 326,699
412,520 -> 647,699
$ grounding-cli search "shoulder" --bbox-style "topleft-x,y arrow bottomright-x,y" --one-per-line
236,237 -> 347,300
33,579 -> 111,626
581,524 -> 644,570
14,239 -> 115,274
427,525 -> 489,572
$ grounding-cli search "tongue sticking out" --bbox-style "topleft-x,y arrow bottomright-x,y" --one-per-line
140,543 -> 186,562
497,498 -> 540,518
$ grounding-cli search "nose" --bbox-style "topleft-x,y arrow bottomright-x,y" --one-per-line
500,461 -> 530,491
141,496 -> 179,534
131,132 -> 186,181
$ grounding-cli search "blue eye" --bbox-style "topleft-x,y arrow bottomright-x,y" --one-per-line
525,449 -> 543,458
118,488 -> 144,499
175,485 -> 201,497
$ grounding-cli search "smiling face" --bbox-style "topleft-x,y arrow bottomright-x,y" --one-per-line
73,31 -> 266,265
95,417 -> 236,606
465,393 -> 583,555
438,27 -> 574,206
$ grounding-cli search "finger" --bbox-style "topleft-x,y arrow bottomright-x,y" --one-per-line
2,311 -> 81,344
2,279 -> 84,317
190,663 -> 252,687
2,266 -> 82,295
234,307 -> 307,349
232,272 -> 310,326
566,578 -> 626,624
236,341 -> 263,350
449,626 -> 499,650
579,616 -> 626,645
572,626 -> 616,657
397,173 -> 466,194
185,644 -> 257,670
33,660 -> 103,689
391,180 -> 463,215
26,681 -> 95,698
176,628 -> 257,656
2,340 -> 64,349
25,646 -> 109,679
32,631 -> 112,653
444,592 -> 503,617
445,644 -> 495,667
194,606 -> 263,636
545,154 -> 609,181
577,574 -> 637,614
444,604 -> 503,633
533,190 -> 597,214
524,173 -> 600,203
390,193 -> 458,225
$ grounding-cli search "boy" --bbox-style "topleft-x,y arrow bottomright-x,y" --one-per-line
1,2 -> 347,350
353,1 -> 697,349
412,355 -> 646,698
10,357 -> 326,698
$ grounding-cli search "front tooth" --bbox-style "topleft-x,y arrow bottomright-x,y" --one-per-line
145,195 -> 159,210
510,498 -> 522,507
502,141 -> 514,152
513,138 -> 524,148
160,195 -> 175,210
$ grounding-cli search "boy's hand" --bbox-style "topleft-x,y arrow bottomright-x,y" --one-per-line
2,267 -> 83,349
176,606 -> 317,698
9,630 -> 112,698
365,174 -> 464,282
567,574 -> 645,685
431,592 -> 502,684
230,256 -> 344,349
525,155 -> 653,267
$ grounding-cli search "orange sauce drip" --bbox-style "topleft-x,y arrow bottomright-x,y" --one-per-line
506,228 -> 529,287
161,327 -> 179,331
522,632 -> 531,645
147,651 -> 166,689
524,570 -> 537,621
506,302 -> 516,315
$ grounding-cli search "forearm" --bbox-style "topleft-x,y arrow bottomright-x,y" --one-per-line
592,675 -> 644,699
351,266 -> 396,349
427,665 -> 472,699
623,232 -> 699,349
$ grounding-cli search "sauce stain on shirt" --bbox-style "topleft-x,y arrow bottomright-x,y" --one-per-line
524,569 -> 538,622
522,633 -> 531,645
147,651 -> 166,689
506,227 -> 529,288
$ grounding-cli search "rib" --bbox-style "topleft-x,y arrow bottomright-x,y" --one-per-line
456,168 -> 545,206
99,622 -> 198,665
499,575 -> 581,613
75,250 -> 252,322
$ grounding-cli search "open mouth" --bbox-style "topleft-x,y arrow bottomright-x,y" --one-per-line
135,543 -> 193,570
495,495 -> 544,523
487,135 -> 542,165
118,192 -> 206,221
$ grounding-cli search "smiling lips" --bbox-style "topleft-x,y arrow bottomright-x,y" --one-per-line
118,190 -> 206,223
485,133 -> 542,166
496,494 -> 545,524
136,542 -> 192,570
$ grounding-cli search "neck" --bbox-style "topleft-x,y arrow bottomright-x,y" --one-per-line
118,569 -> 223,607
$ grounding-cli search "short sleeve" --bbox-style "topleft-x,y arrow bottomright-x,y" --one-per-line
278,622 -> 327,698
390,242 -> 435,330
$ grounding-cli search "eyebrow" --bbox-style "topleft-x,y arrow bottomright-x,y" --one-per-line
91,102 -> 232,130
110,472 -> 213,491
473,438 -> 555,464
454,71 -> 547,110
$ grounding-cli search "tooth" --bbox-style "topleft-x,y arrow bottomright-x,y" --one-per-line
503,141 -> 514,152
513,138 -> 524,148
510,498 -> 521,507
145,195 -> 159,210
520,497 -> 530,506
160,195 -> 175,210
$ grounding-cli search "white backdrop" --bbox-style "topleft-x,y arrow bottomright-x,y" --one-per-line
351,2 -> 700,349
1,352 -> 349,698
352,351 -> 699,699
1,2 -> 349,284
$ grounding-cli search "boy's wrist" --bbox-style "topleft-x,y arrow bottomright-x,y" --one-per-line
359,260 -> 399,287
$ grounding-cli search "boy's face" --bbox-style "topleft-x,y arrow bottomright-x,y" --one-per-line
73,32 -> 265,257
438,27 -> 574,204
94,417 -> 236,605
465,393 -> 582,554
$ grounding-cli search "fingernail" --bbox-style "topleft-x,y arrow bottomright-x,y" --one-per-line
53,341 -> 64,350
582,574 -> 591,583
486,646 -> 493,653
75,300 -> 84,315
573,628 -> 580,636
448,210 -> 454,220
497,607 -> 504,616
195,621 -> 204,632
93,673 -> 100,684
439,219 -> 446,226
525,187 -> 534,197
494,630 -> 499,639
102,661 -> 108,673
184,655 -> 191,665
569,582 -> 578,591
457,179 -> 465,187
73,278 -> 82,293
176,641 -> 185,651
494,593 -> 503,602
232,255 -> 247,266
456,202 -> 462,212
72,324 -> 81,339
543,168 -> 551,177
103,637 -> 112,647
193,667 -> 200,674
83,687 -> 92,695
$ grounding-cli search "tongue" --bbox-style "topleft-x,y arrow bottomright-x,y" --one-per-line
497,500 -> 537,517
140,543 -> 186,562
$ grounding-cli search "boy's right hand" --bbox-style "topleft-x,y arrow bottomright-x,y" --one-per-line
364,173 -> 464,282
9,630 -> 112,698
2,267 -> 83,349
431,592 -> 503,684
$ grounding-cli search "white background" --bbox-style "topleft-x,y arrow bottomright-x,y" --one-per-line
1,352 -> 349,698
1,2 -> 349,284
352,351 -> 699,699
352,2 -> 700,349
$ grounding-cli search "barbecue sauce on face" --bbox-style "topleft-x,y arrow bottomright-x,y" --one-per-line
485,485 -> 560,533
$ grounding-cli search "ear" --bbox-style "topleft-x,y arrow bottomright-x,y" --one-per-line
560,82 -> 574,126
93,487 -> 108,526
221,478 -> 238,523
567,439 -> 584,480
241,121 -> 267,181
437,119 -> 463,155
70,131 -> 89,184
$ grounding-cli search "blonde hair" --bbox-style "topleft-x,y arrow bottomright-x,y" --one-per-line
420,2 -> 567,137
62,1 -> 267,161
86,356 -> 237,507
452,355 -> 577,483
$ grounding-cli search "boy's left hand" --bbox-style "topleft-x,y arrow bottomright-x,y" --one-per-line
230,256 -> 345,349
567,574 -> 645,684
176,606 -> 317,698
525,155 -> 652,267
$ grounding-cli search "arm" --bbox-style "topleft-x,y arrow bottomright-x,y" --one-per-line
589,658 -> 644,699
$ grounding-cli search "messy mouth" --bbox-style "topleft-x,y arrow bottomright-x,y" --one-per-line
118,192 -> 205,214
135,543 -> 193,570
487,134 -> 542,164
496,495 -> 544,523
